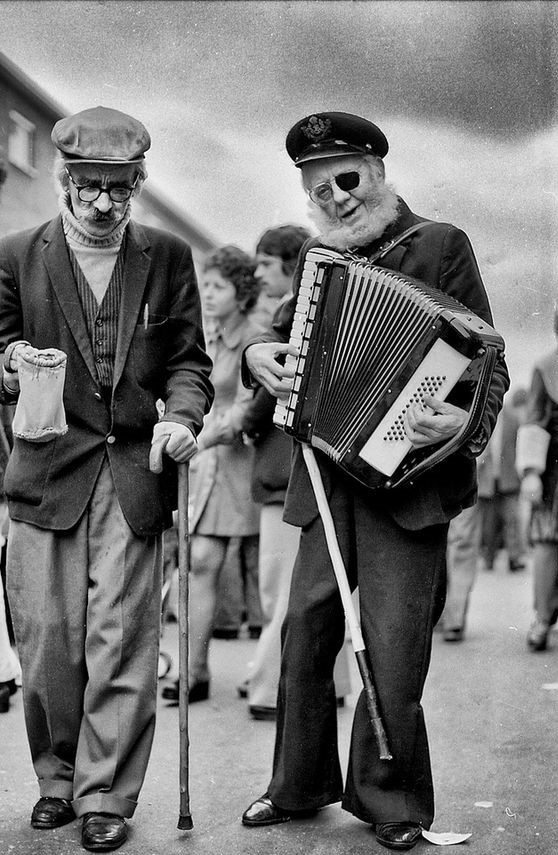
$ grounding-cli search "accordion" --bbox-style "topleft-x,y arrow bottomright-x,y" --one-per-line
273,247 -> 505,490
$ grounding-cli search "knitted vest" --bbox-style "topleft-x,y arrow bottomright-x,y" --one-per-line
68,239 -> 126,388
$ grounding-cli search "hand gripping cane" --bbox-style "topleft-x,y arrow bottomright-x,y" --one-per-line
302,445 -> 392,761
149,438 -> 194,830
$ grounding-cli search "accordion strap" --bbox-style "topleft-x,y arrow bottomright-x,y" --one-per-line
350,221 -> 432,264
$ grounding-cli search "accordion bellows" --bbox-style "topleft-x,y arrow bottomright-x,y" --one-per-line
274,247 -> 505,490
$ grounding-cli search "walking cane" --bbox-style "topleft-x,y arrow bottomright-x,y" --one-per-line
176,462 -> 194,830
302,445 -> 393,761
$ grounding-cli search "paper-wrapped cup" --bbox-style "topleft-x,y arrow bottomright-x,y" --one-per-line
12,347 -> 68,442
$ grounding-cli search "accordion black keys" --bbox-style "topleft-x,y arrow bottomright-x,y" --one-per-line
273,247 -> 505,490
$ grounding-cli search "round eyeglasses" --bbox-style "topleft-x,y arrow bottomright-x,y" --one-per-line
307,170 -> 362,205
66,169 -> 138,203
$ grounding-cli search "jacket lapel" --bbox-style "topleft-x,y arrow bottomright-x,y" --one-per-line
113,221 -> 151,389
41,217 -> 98,383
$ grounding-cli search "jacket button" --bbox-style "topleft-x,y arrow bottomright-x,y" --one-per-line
94,392 -> 102,400
106,435 -> 116,444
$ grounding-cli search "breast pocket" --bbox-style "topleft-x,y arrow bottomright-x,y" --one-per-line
131,316 -> 169,389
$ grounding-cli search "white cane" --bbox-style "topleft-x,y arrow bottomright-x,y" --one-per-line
302,444 -> 392,761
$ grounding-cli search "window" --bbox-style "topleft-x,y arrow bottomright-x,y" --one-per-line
8,110 -> 36,175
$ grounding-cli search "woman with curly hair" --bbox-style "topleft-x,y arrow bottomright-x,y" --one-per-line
162,245 -> 263,702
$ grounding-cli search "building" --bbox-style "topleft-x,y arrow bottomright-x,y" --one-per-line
0,51 -> 217,267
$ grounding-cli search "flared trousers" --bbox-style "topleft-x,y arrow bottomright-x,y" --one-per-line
268,480 -> 447,827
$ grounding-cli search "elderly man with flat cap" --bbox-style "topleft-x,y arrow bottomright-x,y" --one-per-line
241,112 -> 509,849
0,106 -> 213,851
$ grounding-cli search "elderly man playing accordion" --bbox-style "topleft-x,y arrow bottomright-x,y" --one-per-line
241,111 -> 509,850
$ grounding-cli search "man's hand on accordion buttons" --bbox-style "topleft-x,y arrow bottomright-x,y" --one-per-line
245,342 -> 298,399
404,395 -> 467,448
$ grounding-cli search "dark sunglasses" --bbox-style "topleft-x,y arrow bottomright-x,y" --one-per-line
308,170 -> 362,205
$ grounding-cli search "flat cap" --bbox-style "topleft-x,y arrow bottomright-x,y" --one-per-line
51,106 -> 151,163
286,111 -> 388,166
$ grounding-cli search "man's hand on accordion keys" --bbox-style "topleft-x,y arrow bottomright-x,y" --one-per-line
404,394 -> 468,448
245,342 -> 299,399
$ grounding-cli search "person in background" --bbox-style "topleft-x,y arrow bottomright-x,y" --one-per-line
162,245 -> 263,703
0,403 -> 20,712
517,314 -> 558,651
478,388 -> 528,572
240,110 -> 508,850
0,106 -> 213,852
239,224 -> 351,719
0,151 -> 20,713
439,499 -> 482,643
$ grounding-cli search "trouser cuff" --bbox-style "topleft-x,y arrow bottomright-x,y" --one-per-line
72,793 -> 137,819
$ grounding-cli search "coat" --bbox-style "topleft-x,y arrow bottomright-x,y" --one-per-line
189,312 -> 263,535
476,402 -> 521,498
244,198 -> 510,531
0,216 -> 214,536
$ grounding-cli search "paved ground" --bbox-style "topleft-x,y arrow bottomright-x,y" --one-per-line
1,552 -> 557,855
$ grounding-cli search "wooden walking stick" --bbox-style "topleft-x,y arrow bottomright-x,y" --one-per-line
302,445 -> 392,761
177,462 -> 194,830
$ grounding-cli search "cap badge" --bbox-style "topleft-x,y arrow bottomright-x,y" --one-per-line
301,115 -> 332,142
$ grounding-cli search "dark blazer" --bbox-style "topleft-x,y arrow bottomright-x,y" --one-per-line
245,198 -> 510,530
0,216 -> 214,535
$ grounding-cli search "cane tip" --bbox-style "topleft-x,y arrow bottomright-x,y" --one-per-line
177,814 -> 194,830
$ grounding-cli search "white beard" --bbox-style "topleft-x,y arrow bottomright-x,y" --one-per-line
308,183 -> 400,252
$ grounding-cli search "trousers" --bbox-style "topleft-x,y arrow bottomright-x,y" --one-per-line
248,504 -> 351,707
7,459 -> 162,818
442,503 -> 481,631
268,479 -> 447,827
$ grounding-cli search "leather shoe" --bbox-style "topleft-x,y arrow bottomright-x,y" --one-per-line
81,813 -> 127,851
31,796 -> 75,829
443,627 -> 464,643
161,679 -> 209,703
527,619 -> 549,651
375,822 -> 422,850
249,705 -> 277,721
242,794 -> 291,826
242,793 -> 317,826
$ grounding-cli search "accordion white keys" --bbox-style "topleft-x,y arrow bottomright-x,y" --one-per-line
273,247 -> 505,490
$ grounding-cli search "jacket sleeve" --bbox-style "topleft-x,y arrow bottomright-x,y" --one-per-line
159,244 -> 214,436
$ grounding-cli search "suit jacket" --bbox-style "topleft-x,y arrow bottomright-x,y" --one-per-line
244,198 -> 510,530
0,216 -> 214,536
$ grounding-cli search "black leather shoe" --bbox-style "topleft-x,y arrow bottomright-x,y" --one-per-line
31,796 -> 75,829
249,705 -> 277,721
375,822 -> 422,850
242,794 -> 292,826
81,813 -> 127,852
527,619 -> 549,651
242,794 -> 318,826
161,679 -> 209,703
443,627 -> 464,643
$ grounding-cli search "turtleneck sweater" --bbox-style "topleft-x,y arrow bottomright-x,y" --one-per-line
59,192 -> 131,304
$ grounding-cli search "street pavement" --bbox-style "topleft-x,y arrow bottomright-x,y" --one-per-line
1,551 -> 557,855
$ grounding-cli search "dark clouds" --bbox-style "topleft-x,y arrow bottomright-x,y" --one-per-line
1,1 -> 556,385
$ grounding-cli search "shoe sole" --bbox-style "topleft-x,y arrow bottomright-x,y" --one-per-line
242,815 -> 291,827
376,834 -> 421,850
31,817 -> 75,829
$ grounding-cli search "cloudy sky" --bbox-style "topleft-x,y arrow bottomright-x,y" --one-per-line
1,0 -> 557,387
